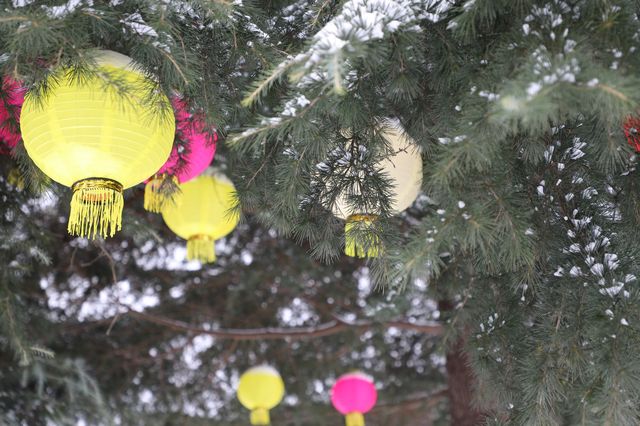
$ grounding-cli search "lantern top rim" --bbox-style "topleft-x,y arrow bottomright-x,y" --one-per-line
242,365 -> 282,378
93,50 -> 137,72
336,371 -> 374,384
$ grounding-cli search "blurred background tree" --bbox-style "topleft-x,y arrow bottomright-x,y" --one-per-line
3,1 -> 640,425
0,153 -> 450,425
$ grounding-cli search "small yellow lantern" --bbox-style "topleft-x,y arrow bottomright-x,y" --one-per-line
332,120 -> 422,258
237,366 -> 285,425
20,50 -> 175,239
161,172 -> 239,263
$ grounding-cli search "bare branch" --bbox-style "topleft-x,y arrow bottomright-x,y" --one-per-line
123,310 -> 443,341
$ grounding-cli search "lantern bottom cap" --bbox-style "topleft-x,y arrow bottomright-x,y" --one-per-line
250,408 -> 270,425
345,412 -> 365,426
187,235 -> 216,263
68,178 -> 124,239
144,174 -> 179,213
345,214 -> 380,258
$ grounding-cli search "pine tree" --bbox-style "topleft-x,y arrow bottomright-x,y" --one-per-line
3,0 -> 640,425
234,0 -> 640,423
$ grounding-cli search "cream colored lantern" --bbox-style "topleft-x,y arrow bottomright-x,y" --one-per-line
332,120 -> 422,257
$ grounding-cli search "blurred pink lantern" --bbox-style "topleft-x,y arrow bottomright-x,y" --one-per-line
144,96 -> 217,212
0,76 -> 25,155
330,371 -> 377,426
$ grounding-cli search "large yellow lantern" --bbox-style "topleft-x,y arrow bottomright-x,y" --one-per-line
161,172 -> 239,263
20,50 -> 175,239
237,366 -> 285,425
333,120 -> 422,258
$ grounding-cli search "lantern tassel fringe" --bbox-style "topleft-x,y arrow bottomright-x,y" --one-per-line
7,167 -> 24,191
345,214 -> 381,258
187,235 -> 216,263
144,174 -> 179,213
345,412 -> 365,426
68,178 -> 124,239
250,408 -> 270,425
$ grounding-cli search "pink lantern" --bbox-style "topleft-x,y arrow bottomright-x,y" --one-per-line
330,371 -> 377,426
0,76 -> 25,155
144,96 -> 217,212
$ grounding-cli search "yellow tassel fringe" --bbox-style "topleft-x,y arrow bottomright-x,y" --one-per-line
68,178 -> 124,239
345,412 -> 365,426
187,235 -> 216,263
250,408 -> 270,425
7,167 -> 24,191
144,174 -> 179,213
345,214 -> 381,258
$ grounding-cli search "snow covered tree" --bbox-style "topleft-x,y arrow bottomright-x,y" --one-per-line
235,0 -> 640,424
2,0 -> 640,425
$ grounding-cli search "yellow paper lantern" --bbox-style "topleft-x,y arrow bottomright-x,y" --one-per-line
333,120 -> 422,258
237,366 -> 285,425
161,172 -> 239,263
20,50 -> 175,239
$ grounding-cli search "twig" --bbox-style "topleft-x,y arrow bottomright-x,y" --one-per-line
124,310 -> 443,341
95,241 -> 117,285
106,312 -> 121,336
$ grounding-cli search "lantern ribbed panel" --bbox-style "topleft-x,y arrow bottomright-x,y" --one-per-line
161,174 -> 239,241
20,51 -> 175,189
237,366 -> 285,417
333,121 -> 422,220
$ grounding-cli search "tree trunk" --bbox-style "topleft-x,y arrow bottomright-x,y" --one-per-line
440,301 -> 486,426
446,334 -> 486,425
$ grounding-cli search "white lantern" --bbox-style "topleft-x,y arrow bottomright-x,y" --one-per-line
332,120 -> 422,257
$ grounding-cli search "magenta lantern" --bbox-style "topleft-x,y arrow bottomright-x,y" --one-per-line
0,76 -> 25,155
330,371 -> 377,426
144,96 -> 217,212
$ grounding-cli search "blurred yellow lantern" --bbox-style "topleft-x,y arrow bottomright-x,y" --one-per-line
332,120 -> 422,258
237,366 -> 285,425
161,172 -> 239,263
20,50 -> 175,239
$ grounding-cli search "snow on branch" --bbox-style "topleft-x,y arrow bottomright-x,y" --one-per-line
296,0 -> 423,69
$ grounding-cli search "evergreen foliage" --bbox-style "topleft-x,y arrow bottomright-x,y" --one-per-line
2,0 -> 640,424
234,1 -> 640,422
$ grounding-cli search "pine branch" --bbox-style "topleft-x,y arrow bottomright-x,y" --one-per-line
0,292 -> 31,366
241,60 -> 294,107
29,346 -> 55,360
